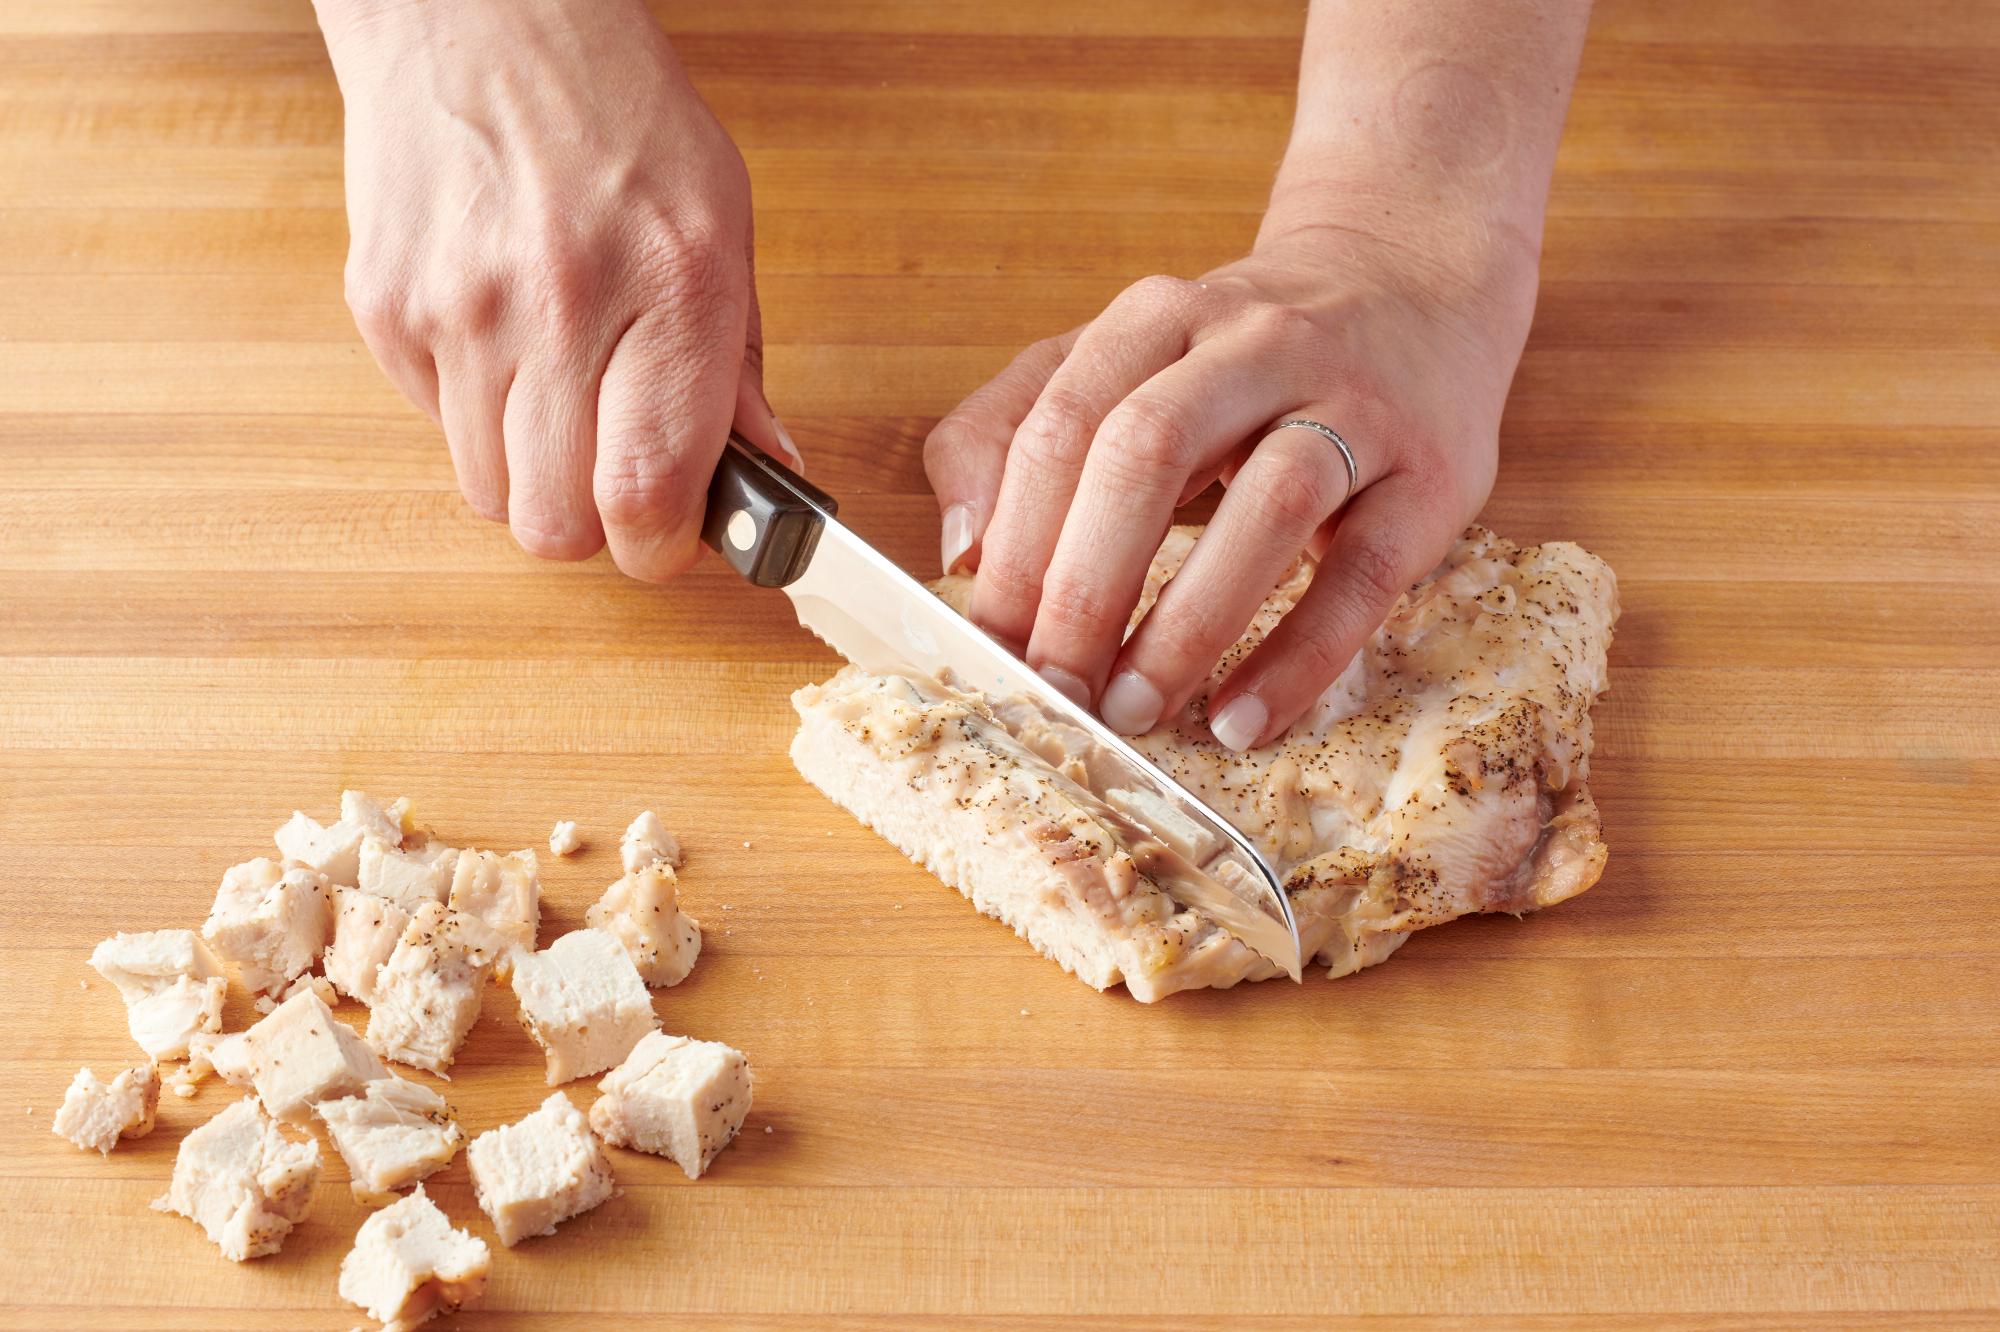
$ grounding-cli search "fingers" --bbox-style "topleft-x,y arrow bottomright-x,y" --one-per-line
435,357 -> 512,521
726,217 -> 806,473
1101,414 -> 1369,734
1204,469 -> 1463,751
344,271 -> 442,426
593,257 -> 747,582
970,277 -> 1204,650
1021,338 -> 1325,707
502,342 -> 608,561
923,331 -> 1074,575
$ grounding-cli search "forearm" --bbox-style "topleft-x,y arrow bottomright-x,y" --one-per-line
1263,0 -> 1592,283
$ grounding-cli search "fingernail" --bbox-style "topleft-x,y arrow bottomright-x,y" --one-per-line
1100,670 -> 1164,735
1036,664 -> 1092,708
940,503 -> 977,575
1209,694 -> 1268,752
771,416 -> 805,471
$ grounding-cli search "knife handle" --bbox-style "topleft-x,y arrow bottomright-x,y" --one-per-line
701,432 -> 840,588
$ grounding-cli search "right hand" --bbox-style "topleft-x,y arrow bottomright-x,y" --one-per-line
317,0 -> 795,579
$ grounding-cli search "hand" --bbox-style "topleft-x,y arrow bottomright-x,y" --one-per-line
922,222 -> 1537,749
317,0 -> 795,579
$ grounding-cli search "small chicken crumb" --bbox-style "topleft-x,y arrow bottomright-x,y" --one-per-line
741,840 -> 751,849
548,820 -> 583,857
1019,1008 -> 1029,1017
764,1125 -> 773,1134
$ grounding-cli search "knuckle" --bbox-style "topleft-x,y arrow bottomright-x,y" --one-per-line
1150,595 -> 1235,665
1121,272 -> 1196,315
528,240 -> 602,324
1036,568 -> 1121,637
593,452 -> 691,534
1243,301 -> 1316,347
923,410 -> 989,476
1099,395 -> 1192,470
974,552 -> 1044,612
1286,624 -> 1356,692
1015,388 -> 1099,471
343,269 -> 406,342
511,515 -> 604,562
1341,531 -> 1409,611
1256,443 -> 1342,533
639,224 -> 741,315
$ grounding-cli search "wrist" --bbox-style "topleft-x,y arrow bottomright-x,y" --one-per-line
1259,161 -> 1542,331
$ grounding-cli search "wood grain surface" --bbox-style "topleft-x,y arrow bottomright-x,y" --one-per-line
3,1 -> 1997,1327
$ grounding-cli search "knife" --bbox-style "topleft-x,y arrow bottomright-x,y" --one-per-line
702,432 -> 1304,981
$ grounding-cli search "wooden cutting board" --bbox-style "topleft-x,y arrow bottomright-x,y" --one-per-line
2,1 -> 1996,1326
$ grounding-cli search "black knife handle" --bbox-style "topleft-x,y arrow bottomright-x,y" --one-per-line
701,432 -> 839,588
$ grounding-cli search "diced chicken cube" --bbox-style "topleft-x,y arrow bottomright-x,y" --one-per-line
318,1075 -> 464,1202
547,820 -> 583,856
586,863 -> 702,987
367,903 -> 496,1075
359,837 -> 456,915
152,1096 -> 321,1261
88,928 -> 223,1002
619,810 -> 682,873
327,887 -> 412,1004
275,811 -> 367,886
341,789 -> 413,848
338,1184 -> 490,1331
276,964 -> 338,1008
446,849 -> 541,980
511,929 -> 658,1085
466,1091 -> 614,1246
89,929 -> 229,1060
203,857 -> 334,998
169,1028 -> 251,1098
190,1030 -> 255,1085
590,1031 -> 751,1179
234,988 -> 387,1123
52,1064 -> 160,1154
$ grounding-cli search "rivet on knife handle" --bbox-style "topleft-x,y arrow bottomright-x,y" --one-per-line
701,432 -> 840,588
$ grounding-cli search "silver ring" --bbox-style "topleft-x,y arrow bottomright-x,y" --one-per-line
1272,418 -> 1358,503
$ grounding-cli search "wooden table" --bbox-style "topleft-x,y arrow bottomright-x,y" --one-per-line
4,1 -> 1996,1326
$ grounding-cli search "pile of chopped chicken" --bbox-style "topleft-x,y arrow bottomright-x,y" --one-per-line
56,797 -> 753,1330
792,525 -> 1619,1001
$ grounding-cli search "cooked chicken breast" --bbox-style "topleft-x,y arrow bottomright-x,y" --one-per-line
590,1031 -> 750,1180
358,838 -> 456,915
88,929 -> 230,1060
326,887 -> 412,1005
791,525 -> 1617,1001
152,1095 -> 321,1260
586,863 -> 701,988
318,1075 -> 464,1202
366,902 -> 497,1075
445,849 -> 541,981
548,820 -> 583,857
511,929 -> 659,1085
202,857 -> 334,999
338,1185 -> 489,1331
619,810 -> 683,872
232,988 -> 387,1124
52,1064 -> 160,1154
467,1091 -> 615,1247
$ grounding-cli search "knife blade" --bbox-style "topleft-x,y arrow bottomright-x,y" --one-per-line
703,433 -> 1304,980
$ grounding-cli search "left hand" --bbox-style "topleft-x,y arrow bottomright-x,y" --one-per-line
922,225 -> 1538,750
